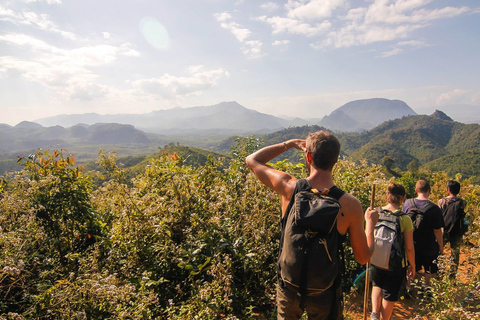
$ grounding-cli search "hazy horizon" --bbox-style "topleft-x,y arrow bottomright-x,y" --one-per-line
1,1 -> 480,126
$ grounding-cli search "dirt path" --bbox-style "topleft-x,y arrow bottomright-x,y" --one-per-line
345,250 -> 475,319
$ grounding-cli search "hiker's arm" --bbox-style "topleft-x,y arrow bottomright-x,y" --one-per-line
245,139 -> 305,209
404,229 -> 415,279
345,196 -> 378,265
434,229 -> 444,254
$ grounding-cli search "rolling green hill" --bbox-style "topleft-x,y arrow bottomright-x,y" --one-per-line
2,110 -> 479,183
243,111 -> 480,182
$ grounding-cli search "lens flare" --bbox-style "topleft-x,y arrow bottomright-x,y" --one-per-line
139,17 -> 170,50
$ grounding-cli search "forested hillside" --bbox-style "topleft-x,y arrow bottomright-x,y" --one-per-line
1,141 -> 480,319
247,111 -> 480,183
2,110 -> 479,184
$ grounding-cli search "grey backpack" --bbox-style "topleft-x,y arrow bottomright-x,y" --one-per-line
370,209 -> 406,271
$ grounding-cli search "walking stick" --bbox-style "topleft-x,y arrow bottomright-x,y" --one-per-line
363,184 -> 376,320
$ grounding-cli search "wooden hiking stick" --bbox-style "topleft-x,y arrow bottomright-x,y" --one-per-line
363,184 -> 376,320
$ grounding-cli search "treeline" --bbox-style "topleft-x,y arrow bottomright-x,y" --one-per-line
258,114 -> 480,183
1,138 -> 480,319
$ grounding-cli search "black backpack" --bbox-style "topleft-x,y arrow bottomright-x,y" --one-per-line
406,199 -> 436,240
441,197 -> 467,237
278,179 -> 343,299
370,209 -> 406,271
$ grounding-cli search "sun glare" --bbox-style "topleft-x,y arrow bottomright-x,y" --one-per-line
139,17 -> 170,51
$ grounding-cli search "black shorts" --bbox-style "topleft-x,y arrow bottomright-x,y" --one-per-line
415,254 -> 439,274
371,267 -> 406,302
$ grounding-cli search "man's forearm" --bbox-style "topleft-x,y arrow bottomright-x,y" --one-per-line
434,229 -> 444,253
246,141 -> 290,166
365,221 -> 375,255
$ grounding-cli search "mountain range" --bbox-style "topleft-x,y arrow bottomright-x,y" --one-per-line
257,110 -> 480,182
32,99 -> 419,134
1,98 -> 479,182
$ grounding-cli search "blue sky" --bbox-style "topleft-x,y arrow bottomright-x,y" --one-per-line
1,0 -> 479,126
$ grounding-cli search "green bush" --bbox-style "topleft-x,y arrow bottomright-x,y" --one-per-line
1,144 -> 480,319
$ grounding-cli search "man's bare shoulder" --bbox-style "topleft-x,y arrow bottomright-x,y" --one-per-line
338,192 -> 362,215
336,192 -> 363,235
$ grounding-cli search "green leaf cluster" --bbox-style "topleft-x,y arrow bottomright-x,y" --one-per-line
1,142 -> 480,319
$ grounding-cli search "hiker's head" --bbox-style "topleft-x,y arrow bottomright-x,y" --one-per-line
447,180 -> 461,195
415,179 -> 431,194
305,131 -> 340,171
386,183 -> 406,205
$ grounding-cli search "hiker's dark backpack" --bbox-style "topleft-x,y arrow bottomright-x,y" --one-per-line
278,179 -> 344,299
441,197 -> 467,237
370,209 -> 406,271
406,199 -> 436,241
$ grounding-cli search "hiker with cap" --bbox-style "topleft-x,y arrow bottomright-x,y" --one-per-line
438,180 -> 468,278
402,179 -> 444,289
245,130 -> 379,320
368,183 -> 415,320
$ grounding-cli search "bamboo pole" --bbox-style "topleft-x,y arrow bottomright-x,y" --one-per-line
363,184 -> 376,320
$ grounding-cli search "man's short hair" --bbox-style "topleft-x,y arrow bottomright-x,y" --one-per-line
306,131 -> 340,171
447,180 -> 461,195
416,179 -> 431,193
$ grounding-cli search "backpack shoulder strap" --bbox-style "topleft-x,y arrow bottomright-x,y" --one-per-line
421,201 -> 436,213
407,198 -> 417,209
297,178 -> 345,200
327,186 -> 345,200
296,178 -> 312,192
392,210 -> 406,217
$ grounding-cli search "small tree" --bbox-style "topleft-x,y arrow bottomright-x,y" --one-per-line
382,156 -> 395,172
407,159 -> 420,173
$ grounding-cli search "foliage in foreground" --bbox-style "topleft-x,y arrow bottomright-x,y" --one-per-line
1,142 -> 480,319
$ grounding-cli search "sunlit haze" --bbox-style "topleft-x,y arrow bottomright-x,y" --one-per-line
1,0 -> 479,126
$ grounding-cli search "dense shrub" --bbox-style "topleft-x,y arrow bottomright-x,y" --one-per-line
1,145 -> 479,319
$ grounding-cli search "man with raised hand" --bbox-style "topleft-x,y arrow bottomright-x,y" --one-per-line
246,130 -> 378,320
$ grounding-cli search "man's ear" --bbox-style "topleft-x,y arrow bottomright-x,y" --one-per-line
306,152 -> 312,163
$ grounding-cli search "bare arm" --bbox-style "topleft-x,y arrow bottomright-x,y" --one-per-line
245,139 -> 305,214
339,196 -> 378,265
434,229 -> 444,254
404,229 -> 415,279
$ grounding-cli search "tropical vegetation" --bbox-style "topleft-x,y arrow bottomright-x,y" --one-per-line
1,136 -> 480,319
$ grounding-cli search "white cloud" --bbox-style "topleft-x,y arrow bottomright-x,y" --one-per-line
435,89 -> 471,106
70,83 -> 109,101
377,39 -> 429,57
257,15 -> 331,37
272,40 -> 290,46
0,33 -> 140,100
25,0 -> 63,4
258,0 -> 474,53
286,0 -> 346,20
214,12 -> 251,42
242,40 -> 266,59
261,2 -> 279,11
132,68 -> 230,100
272,39 -> 290,52
214,11 -> 265,59
0,7 -> 76,39
377,47 -> 403,58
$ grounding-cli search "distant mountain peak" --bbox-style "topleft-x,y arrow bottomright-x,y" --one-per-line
318,98 -> 417,132
15,121 -> 43,129
431,110 -> 453,121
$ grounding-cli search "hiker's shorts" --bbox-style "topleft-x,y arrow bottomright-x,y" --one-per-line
371,267 -> 406,302
276,283 -> 343,320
